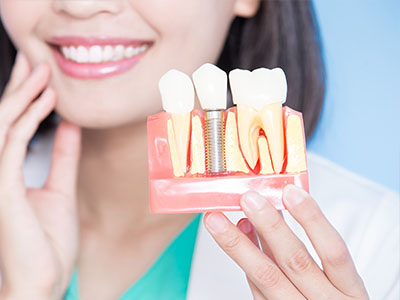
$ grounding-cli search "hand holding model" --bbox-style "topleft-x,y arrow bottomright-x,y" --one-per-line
152,63 -> 370,299
0,52 -> 81,300
205,187 -> 370,300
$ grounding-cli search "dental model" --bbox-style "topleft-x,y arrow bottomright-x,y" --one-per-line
148,64 -> 308,213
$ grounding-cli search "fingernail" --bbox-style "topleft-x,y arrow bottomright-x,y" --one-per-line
283,184 -> 308,206
237,219 -> 252,234
241,191 -> 266,211
206,213 -> 228,233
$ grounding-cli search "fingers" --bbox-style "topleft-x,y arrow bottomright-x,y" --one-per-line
0,88 -> 56,181
237,218 -> 259,247
282,185 -> 368,298
2,52 -> 31,97
237,219 -> 266,300
204,212 -> 305,300
0,63 -> 51,151
240,191 -> 341,299
45,120 -> 81,198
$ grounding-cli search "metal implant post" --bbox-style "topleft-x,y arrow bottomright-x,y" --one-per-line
204,110 -> 226,174
192,63 -> 228,174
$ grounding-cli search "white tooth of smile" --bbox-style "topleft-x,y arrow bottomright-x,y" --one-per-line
89,45 -> 102,63
59,44 -> 148,63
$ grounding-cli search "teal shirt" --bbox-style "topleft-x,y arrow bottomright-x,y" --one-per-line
64,214 -> 202,300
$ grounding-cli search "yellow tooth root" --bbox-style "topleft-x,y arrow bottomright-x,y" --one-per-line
190,115 -> 206,174
258,136 -> 274,174
236,104 -> 261,169
225,112 -> 250,173
167,119 -> 184,177
285,115 -> 307,173
260,103 -> 285,173
170,113 -> 191,175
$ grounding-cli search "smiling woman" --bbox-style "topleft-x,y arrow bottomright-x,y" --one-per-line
0,1 -> 397,300
0,0 -> 324,136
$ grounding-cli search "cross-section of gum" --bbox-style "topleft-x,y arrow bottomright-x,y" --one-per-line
147,106 -> 309,213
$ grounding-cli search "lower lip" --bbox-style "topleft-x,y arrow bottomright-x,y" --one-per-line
51,46 -> 149,79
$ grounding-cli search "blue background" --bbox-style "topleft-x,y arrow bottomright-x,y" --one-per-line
307,0 -> 400,191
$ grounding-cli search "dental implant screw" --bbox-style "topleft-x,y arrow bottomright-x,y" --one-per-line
204,110 -> 226,174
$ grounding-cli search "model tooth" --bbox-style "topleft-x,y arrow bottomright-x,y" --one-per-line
258,135 -> 274,174
229,67 -> 287,173
159,70 -> 195,114
159,69 -> 195,176
260,101 -> 285,173
76,46 -> 89,63
251,68 -> 287,107
225,111 -> 249,173
167,119 -> 184,177
190,115 -> 206,174
229,69 -> 257,108
192,63 -> 227,110
88,45 -> 102,63
285,115 -> 307,173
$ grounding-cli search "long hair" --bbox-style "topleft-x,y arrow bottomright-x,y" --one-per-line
0,0 -> 324,139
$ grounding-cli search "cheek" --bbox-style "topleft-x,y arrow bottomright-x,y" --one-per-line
0,1 -> 42,45
136,0 -> 236,72
1,2 -> 30,46
0,1 -> 50,65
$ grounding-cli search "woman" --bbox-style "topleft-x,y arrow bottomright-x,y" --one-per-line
0,0 -> 398,299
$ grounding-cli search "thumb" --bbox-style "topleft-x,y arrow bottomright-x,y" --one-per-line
45,120 -> 81,198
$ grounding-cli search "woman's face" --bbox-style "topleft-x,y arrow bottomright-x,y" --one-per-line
0,0 -> 258,128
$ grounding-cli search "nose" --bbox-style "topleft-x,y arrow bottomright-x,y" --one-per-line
52,0 -> 122,19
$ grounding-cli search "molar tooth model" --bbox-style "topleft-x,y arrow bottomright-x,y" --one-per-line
148,63 -> 308,214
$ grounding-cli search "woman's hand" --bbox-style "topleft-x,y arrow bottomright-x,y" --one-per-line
0,52 -> 81,300
204,185 -> 369,300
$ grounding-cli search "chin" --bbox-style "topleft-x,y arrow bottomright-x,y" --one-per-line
54,99 -> 156,129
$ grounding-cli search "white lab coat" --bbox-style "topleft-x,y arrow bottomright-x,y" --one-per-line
23,130 -> 399,300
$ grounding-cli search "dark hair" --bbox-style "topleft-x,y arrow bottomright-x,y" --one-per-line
0,0 -> 324,139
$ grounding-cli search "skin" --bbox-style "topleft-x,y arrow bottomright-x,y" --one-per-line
0,0 -> 368,299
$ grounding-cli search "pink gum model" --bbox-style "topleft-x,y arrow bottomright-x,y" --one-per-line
147,106 -> 309,214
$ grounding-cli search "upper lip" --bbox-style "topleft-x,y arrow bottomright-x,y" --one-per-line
47,36 -> 153,47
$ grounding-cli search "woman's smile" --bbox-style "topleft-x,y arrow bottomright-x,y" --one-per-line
47,36 -> 153,79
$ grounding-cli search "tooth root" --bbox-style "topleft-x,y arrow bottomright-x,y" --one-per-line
167,119 -> 184,177
171,113 -> 191,175
285,115 -> 307,173
225,112 -> 250,173
190,115 -> 205,174
260,103 -> 285,173
258,136 -> 274,174
236,104 -> 261,169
